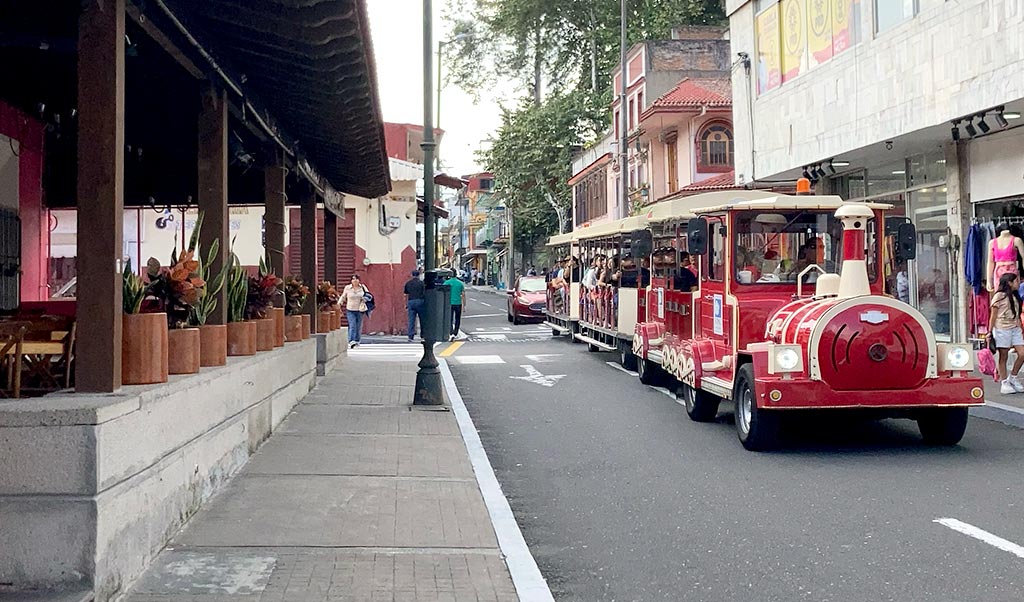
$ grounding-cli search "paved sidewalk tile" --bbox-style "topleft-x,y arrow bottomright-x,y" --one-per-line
246,434 -> 473,478
280,405 -> 460,436
128,549 -> 518,602
122,348 -> 520,602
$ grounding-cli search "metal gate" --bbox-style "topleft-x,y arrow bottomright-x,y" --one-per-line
0,207 -> 19,310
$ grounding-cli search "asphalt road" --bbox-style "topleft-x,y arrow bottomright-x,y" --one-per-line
447,289 -> 1024,602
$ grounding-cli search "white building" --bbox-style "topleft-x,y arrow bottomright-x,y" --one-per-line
728,0 -> 1024,342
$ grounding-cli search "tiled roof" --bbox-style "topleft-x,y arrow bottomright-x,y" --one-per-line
651,77 -> 732,109
678,171 -> 737,191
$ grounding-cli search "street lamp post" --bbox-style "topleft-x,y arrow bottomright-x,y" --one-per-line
414,0 -> 442,406
619,0 -> 629,219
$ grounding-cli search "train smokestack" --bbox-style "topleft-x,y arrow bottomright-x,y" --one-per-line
834,204 -> 873,298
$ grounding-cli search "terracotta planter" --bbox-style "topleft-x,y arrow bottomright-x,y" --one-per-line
227,321 -> 257,356
167,328 -> 201,375
256,318 -> 275,351
333,309 -> 343,330
285,315 -> 304,342
272,308 -> 286,347
122,313 -> 169,385
318,311 -> 332,333
300,314 -> 311,339
199,324 -> 227,367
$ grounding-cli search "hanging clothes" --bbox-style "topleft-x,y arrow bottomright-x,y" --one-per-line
964,224 -> 984,294
971,289 -> 991,336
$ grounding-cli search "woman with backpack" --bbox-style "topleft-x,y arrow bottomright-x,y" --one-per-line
989,271 -> 1024,394
341,274 -> 372,348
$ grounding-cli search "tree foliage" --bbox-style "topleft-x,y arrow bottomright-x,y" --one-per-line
447,0 -> 727,249
482,90 -> 607,239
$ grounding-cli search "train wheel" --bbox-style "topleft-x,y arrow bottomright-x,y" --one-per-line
587,342 -> 600,352
917,408 -> 969,446
637,358 -> 660,386
620,345 -> 638,371
734,364 -> 779,451
552,328 -> 561,337
679,383 -> 719,422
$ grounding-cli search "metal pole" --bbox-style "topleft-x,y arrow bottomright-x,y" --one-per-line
619,0 -> 629,219
415,0 -> 443,406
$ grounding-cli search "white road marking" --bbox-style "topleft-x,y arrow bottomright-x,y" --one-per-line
479,302 -> 492,307
605,361 -> 638,377
509,365 -> 565,387
477,334 -> 507,340
934,518 -> 1024,559
525,354 -> 563,363
456,355 -> 506,364
348,344 -> 423,361
439,360 -> 555,602
463,313 -> 505,318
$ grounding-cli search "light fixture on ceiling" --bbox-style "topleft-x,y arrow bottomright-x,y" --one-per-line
892,170 -> 906,175
814,164 -> 828,179
832,160 -> 851,167
1004,111 -> 1022,120
995,107 -> 1010,129
977,114 -> 991,134
801,166 -> 813,180
964,120 -> 978,138
951,120 -> 961,141
825,159 -> 837,175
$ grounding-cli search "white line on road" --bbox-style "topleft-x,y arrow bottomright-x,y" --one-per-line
605,361 -> 638,377
479,302 -> 493,307
462,313 -> 505,318
439,360 -> 556,602
525,354 -> 563,363
456,355 -> 506,364
934,518 -> 1024,559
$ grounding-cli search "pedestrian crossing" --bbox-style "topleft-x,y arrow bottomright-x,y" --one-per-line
347,343 -> 426,361
465,325 -> 551,343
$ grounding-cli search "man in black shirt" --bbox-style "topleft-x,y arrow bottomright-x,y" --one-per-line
404,270 -> 425,342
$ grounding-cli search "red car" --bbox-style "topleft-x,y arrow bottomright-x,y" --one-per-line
507,277 -> 547,324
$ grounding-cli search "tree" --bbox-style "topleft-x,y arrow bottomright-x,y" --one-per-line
444,0 -> 726,100
482,90 -> 606,247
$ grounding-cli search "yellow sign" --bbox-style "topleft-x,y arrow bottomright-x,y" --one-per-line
807,0 -> 833,67
756,4 -> 782,94
781,0 -> 805,82
832,0 -> 859,55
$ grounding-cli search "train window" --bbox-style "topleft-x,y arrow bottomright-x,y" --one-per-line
703,219 -> 727,282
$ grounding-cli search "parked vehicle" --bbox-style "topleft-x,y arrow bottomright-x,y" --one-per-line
507,276 -> 547,324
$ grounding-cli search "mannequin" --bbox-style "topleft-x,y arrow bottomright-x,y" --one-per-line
987,223 -> 1024,292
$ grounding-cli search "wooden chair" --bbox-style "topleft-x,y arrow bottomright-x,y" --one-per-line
0,322 -> 28,399
21,316 -> 76,391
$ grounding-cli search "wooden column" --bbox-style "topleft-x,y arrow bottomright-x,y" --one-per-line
76,0 -> 126,392
197,85 -> 229,324
264,159 -> 287,277
299,184 -> 319,332
324,209 -> 338,285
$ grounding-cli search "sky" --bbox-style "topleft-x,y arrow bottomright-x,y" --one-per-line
366,0 -> 509,177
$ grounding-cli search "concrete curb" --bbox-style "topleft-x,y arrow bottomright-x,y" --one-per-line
439,359 -> 555,602
469,285 -> 507,298
973,401 -> 1024,430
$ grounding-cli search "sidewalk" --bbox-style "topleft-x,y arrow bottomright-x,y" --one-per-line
469,285 -> 506,297
121,350 -> 528,602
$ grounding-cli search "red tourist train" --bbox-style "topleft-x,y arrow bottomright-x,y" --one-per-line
547,188 -> 984,450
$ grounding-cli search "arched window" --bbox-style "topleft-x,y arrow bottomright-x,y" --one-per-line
698,122 -> 734,169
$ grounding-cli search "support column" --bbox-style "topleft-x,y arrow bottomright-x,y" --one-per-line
264,158 -> 287,277
324,209 -> 338,285
299,184 -> 319,332
76,0 -> 125,392
198,85 -> 229,324
946,140 -> 971,342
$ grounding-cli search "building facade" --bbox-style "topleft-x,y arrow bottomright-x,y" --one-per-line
570,27 -> 735,230
728,0 -> 1024,342
453,172 -> 511,286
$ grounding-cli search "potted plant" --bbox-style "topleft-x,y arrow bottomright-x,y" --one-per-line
146,249 -> 204,375
226,253 -> 257,356
316,281 -> 338,334
246,261 -> 282,351
189,236 -> 228,367
122,259 -> 168,385
283,275 -> 309,342
258,258 -> 287,348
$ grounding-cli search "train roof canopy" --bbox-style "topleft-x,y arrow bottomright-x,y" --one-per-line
546,232 -> 576,246
643,191 -> 776,223
693,194 -> 892,214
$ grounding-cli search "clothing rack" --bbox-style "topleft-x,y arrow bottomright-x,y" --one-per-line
971,216 -> 1024,224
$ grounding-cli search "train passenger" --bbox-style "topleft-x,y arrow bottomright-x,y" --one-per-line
673,252 -> 699,292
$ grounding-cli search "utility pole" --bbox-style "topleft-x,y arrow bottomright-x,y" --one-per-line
414,0 -> 442,406
619,0 -> 630,219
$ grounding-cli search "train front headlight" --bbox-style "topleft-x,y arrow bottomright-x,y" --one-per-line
938,343 -> 973,372
768,344 -> 804,374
